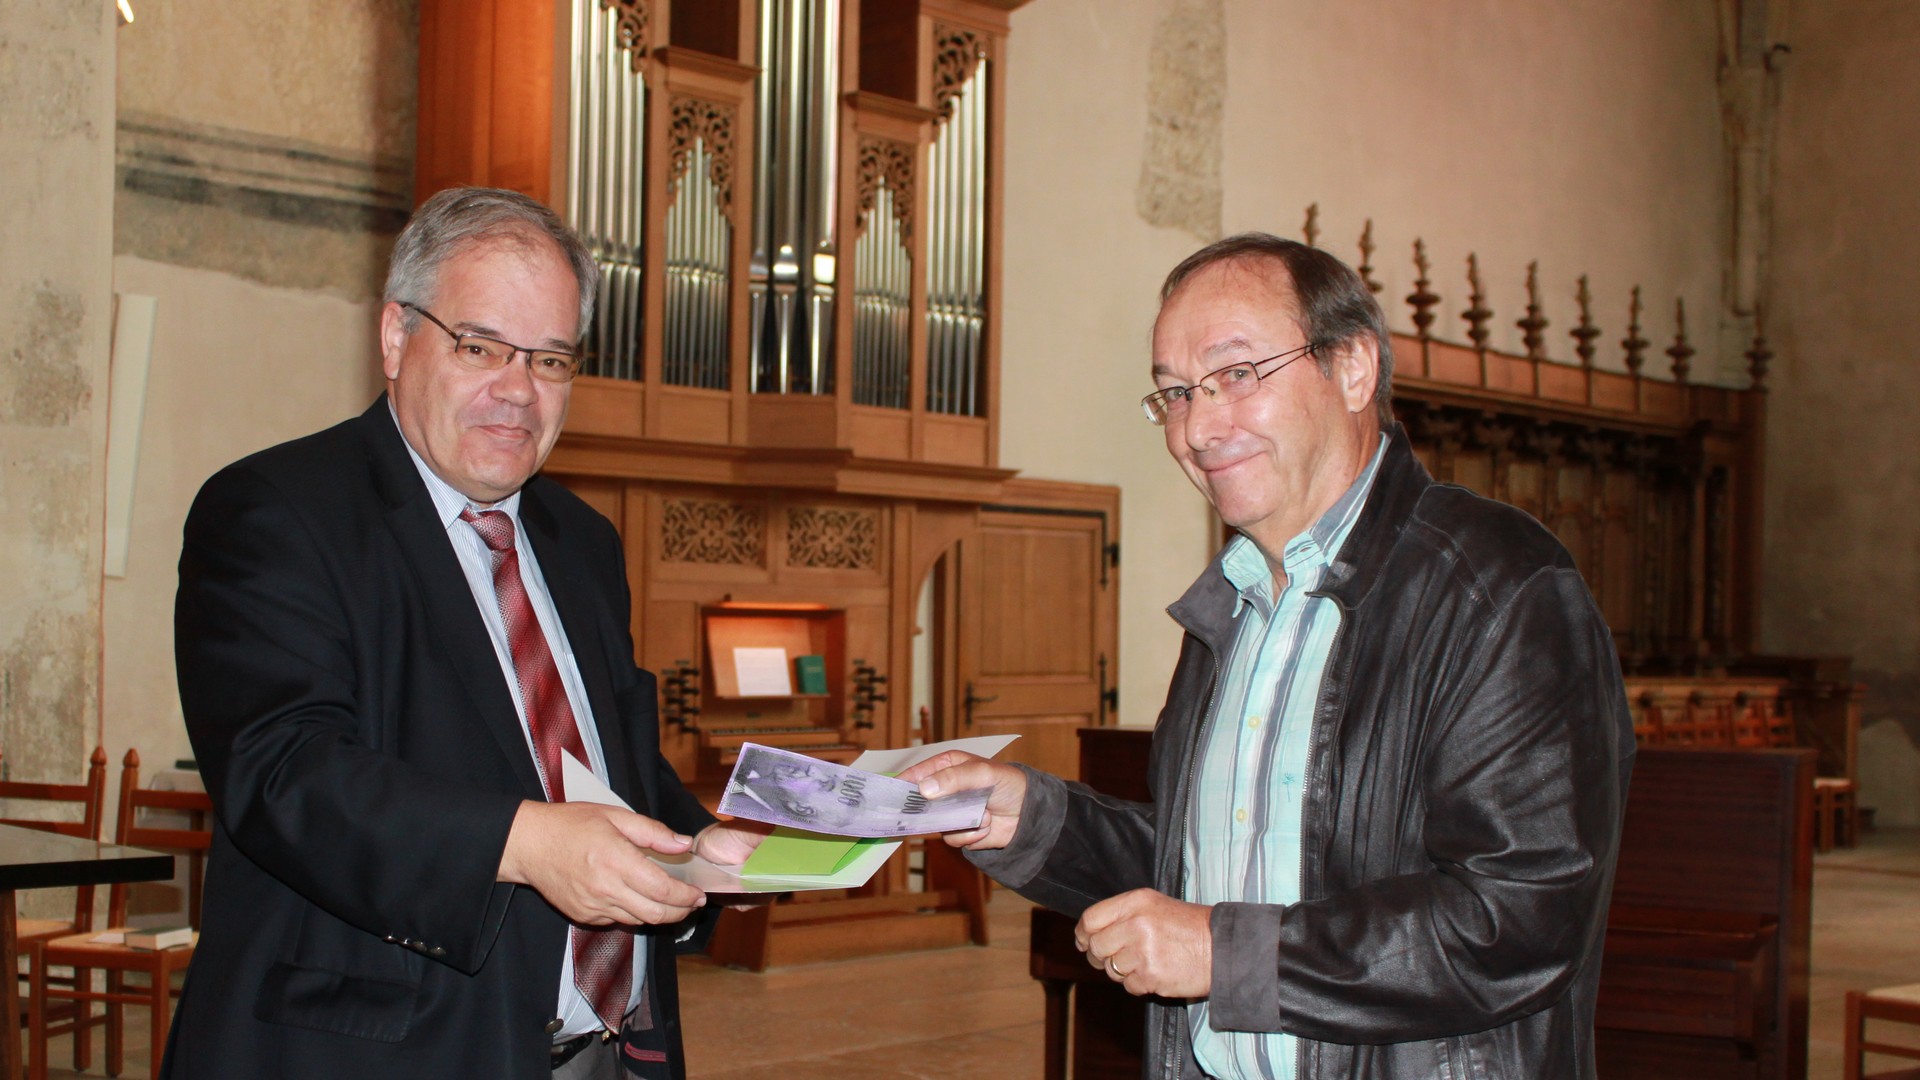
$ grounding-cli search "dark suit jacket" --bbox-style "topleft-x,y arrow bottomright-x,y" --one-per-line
169,398 -> 715,1079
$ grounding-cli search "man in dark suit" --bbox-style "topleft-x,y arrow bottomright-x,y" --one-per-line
171,187 -> 758,1079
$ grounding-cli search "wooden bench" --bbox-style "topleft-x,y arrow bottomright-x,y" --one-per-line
1598,746 -> 1815,1080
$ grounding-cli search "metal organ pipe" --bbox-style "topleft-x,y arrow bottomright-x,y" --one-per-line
663,138 -> 731,390
926,55 -> 987,417
750,0 -> 838,396
565,0 -> 646,382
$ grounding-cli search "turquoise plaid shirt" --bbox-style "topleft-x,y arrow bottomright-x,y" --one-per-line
1185,435 -> 1387,1079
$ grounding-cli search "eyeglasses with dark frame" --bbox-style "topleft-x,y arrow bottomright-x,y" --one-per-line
400,302 -> 584,384
1140,340 -> 1326,425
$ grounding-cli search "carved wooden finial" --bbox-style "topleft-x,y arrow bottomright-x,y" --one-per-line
1407,239 -> 1439,340
1461,253 -> 1492,353
1622,286 -> 1649,376
1745,304 -> 1772,391
1357,219 -> 1382,294
1516,260 -> 1549,360
1667,297 -> 1695,384
1570,274 -> 1601,368
1303,203 -> 1320,248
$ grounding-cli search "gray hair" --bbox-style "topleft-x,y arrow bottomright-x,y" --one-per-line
383,186 -> 600,339
1160,232 -> 1395,427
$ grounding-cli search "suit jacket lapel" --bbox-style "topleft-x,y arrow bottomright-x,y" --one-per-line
356,399 -> 547,799
519,484 -> 648,816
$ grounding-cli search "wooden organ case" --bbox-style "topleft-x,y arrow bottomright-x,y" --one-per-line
415,0 -> 1123,967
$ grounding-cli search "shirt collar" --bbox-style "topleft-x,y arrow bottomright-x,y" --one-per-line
1220,432 -> 1390,611
388,400 -> 523,528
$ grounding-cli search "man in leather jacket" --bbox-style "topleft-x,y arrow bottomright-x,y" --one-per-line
902,234 -> 1635,1079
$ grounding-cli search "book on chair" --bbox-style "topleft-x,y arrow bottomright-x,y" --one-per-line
116,925 -> 195,951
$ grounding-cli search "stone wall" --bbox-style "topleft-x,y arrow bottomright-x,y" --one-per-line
1766,1 -> 1920,824
99,0 -> 416,766
0,1 -> 116,783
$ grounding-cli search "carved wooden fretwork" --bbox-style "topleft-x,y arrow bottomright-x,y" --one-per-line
931,24 -> 988,121
667,96 -> 737,214
661,498 -> 764,565
785,508 -> 881,570
602,0 -> 650,73
1396,401 -> 1712,665
856,135 -> 916,243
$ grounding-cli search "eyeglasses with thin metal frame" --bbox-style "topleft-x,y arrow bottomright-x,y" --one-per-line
1140,340 -> 1326,425
400,302 -> 584,384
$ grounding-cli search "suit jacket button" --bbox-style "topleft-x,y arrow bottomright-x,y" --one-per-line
383,935 -> 401,944
545,1018 -> 564,1035
428,945 -> 446,958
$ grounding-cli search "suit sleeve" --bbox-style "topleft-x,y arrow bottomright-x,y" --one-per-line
1208,567 -> 1632,1042
175,464 -> 521,975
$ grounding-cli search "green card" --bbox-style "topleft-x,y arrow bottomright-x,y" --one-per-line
742,826 -> 884,876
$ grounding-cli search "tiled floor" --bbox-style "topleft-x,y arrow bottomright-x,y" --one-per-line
34,827 -> 1920,1078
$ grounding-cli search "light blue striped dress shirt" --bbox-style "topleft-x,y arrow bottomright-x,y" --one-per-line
1185,434 -> 1387,1079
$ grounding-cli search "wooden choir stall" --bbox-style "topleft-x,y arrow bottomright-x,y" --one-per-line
414,0 -> 1125,968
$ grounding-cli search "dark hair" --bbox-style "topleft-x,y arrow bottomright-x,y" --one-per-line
1159,232 -> 1394,426
384,187 -> 601,338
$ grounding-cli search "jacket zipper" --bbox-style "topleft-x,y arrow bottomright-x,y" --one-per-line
1293,595 -> 1358,1080
1165,637 -> 1224,1080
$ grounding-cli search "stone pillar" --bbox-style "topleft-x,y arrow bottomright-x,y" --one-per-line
0,0 -> 116,780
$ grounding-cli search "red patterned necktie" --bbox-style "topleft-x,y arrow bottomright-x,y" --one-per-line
461,507 -> 632,1033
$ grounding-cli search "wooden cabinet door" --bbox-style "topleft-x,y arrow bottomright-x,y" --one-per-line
951,481 -> 1119,783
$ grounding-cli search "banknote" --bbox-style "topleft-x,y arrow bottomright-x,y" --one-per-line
718,743 -> 989,837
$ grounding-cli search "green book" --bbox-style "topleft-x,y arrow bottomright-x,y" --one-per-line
793,654 -> 828,695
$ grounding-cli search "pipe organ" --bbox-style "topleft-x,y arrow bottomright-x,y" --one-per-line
419,0 -> 1019,462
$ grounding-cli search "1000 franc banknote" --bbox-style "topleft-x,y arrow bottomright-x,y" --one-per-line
719,743 -> 988,837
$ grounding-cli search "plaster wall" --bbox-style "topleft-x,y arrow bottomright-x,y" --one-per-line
997,0 -> 1728,727
98,258 -> 382,770
98,0 -> 413,764
0,1 -> 116,783
1766,3 -> 1920,824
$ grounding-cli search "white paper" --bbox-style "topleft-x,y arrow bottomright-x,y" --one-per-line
850,734 -> 1021,777
559,753 -> 891,893
732,646 -> 793,696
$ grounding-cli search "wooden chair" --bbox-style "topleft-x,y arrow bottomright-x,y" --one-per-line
0,747 -> 109,1069
1846,984 -> 1920,1080
26,749 -> 210,1080
1814,776 -> 1860,853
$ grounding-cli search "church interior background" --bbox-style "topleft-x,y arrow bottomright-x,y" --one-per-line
3,0 -> 1918,1076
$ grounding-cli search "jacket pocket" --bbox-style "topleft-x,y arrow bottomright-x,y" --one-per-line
253,961 -> 420,1043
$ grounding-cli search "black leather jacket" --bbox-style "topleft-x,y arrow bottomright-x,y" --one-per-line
974,425 -> 1635,1079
